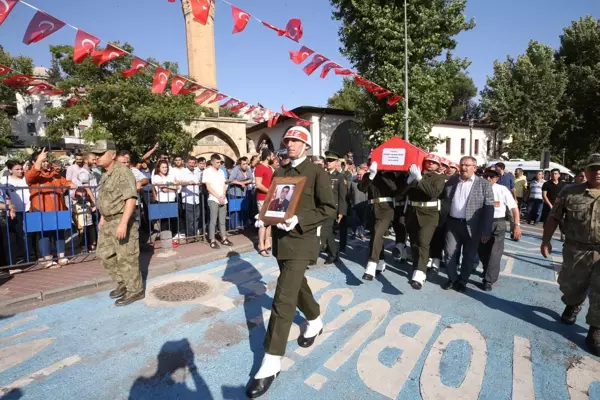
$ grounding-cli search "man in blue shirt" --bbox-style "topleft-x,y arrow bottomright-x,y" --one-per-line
495,162 -> 517,240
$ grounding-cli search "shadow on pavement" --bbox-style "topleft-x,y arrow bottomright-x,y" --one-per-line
0,388 -> 23,400
129,339 -> 212,400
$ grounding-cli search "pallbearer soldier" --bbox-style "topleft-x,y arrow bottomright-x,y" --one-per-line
392,171 -> 410,262
358,160 -> 398,280
92,140 -> 144,306
428,157 -> 451,273
250,127 -> 336,397
405,154 -> 446,289
322,150 -> 348,264
541,153 -> 600,356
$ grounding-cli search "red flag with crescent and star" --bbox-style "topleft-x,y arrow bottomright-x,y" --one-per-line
229,101 -> 248,113
64,95 -> 81,108
335,68 -> 354,76
191,0 -> 212,24
91,44 -> 126,65
387,95 -> 402,106
0,64 -> 12,76
253,108 -> 267,123
320,62 -> 341,79
180,83 -> 204,95
2,74 -> 34,88
0,0 -> 18,26
245,105 -> 257,115
303,54 -> 329,76
374,90 -> 392,99
194,89 -> 215,104
170,75 -> 187,95
231,5 -> 250,34
23,11 -> 65,45
289,46 -> 314,65
221,98 -> 239,108
25,82 -> 55,95
73,30 -> 100,64
281,105 -> 299,119
152,67 -> 171,94
208,93 -> 228,104
121,57 -> 148,78
284,18 -> 303,42
268,113 -> 280,128
261,21 -> 285,36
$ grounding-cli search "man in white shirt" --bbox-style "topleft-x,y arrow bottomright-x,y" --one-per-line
66,153 -> 84,182
202,153 -> 232,249
478,168 -> 522,291
176,157 -> 203,241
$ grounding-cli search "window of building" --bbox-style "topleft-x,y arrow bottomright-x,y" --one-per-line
445,138 -> 451,155
44,101 -> 53,108
27,123 -> 36,134
25,104 -> 33,115
474,139 -> 479,155
460,138 -> 465,155
487,140 -> 491,155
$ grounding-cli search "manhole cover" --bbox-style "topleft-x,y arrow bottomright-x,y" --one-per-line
152,281 -> 210,302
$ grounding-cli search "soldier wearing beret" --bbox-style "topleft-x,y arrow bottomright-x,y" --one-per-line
542,153 -> 600,356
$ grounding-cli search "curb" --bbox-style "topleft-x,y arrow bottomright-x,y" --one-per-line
0,240 -> 255,315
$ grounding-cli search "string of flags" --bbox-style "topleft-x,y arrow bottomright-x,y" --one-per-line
0,0 -> 311,126
166,0 -> 403,106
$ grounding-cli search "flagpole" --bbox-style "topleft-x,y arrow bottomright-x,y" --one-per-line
404,0 -> 409,142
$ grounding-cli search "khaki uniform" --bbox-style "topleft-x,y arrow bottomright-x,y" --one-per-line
96,163 -> 142,294
393,172 -> 410,248
550,183 -> 600,326
406,172 -> 447,275
266,159 -> 336,356
339,170 -> 353,251
322,170 -> 348,259
429,175 -> 450,261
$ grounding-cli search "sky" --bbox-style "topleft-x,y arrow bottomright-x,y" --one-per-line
1,0 -> 599,111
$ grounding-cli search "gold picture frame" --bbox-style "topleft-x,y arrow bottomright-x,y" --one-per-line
259,176 -> 307,225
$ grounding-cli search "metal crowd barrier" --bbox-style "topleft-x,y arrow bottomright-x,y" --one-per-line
0,183 -> 255,271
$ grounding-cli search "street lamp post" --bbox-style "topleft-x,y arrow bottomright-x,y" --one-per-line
403,0 -> 409,142
469,118 -> 474,157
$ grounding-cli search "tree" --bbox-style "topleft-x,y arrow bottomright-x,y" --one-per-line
481,40 -> 566,159
218,106 -> 241,118
44,43 -> 212,156
327,79 -> 365,111
446,72 -> 478,121
329,0 -> 475,149
0,45 -> 34,106
552,17 -> 600,167
0,111 -> 12,152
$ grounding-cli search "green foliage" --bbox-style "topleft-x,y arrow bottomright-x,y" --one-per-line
44,43 -> 212,156
327,79 -> 365,111
0,45 -> 34,106
446,72 -> 478,121
330,0 -> 475,149
481,40 -> 567,160
219,106 -> 241,118
0,111 -> 12,152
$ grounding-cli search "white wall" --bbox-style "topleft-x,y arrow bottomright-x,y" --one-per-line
429,124 -> 496,165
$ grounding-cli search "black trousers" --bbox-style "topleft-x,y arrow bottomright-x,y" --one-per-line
393,204 -> 407,244
406,208 -> 439,273
339,213 -> 348,251
478,219 -> 506,284
429,223 -> 446,260
322,217 -> 338,258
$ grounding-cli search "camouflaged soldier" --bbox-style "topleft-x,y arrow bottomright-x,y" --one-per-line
92,140 -> 144,306
541,153 -> 600,356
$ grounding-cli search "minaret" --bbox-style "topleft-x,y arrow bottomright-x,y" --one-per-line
181,0 -> 218,111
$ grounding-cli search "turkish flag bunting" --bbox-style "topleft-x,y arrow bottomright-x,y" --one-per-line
244,105 -> 257,115
334,68 -> 354,76
284,18 -> 303,42
301,120 -> 311,127
368,85 -> 387,94
268,113 -> 280,128
229,101 -> 248,113
194,90 -> 215,104
387,95 -> 402,106
281,105 -> 299,119
354,76 -> 380,91
2,74 -> 34,88
208,93 -> 228,104
180,83 -> 204,95
25,82 -> 55,95
289,46 -> 314,65
0,64 -> 12,75
121,57 -> 148,78
231,6 -> 250,34
170,75 -> 187,95
221,98 -> 239,108
191,0 -> 211,24
303,54 -> 329,76
46,88 -> 64,96
91,44 -> 126,65
0,0 -> 18,26
152,67 -> 171,94
23,12 -> 66,45
253,108 -> 267,123
262,21 -> 285,36
320,62 -> 341,79
374,90 -> 392,99
73,30 -> 101,64
65,96 -> 81,108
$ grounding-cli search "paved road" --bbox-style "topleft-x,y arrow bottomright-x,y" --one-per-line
0,229 -> 598,400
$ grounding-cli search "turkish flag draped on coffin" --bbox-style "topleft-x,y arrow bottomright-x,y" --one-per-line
152,67 -> 171,94
121,57 -> 148,78
23,12 -> 65,45
370,137 -> 428,172
0,0 -> 18,26
231,6 -> 250,34
73,30 -> 101,64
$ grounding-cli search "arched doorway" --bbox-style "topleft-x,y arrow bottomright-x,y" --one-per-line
257,133 -> 275,153
328,120 -> 370,165
193,128 -> 240,166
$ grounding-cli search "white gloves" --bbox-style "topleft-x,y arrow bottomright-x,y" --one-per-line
254,214 -> 265,229
409,164 -> 422,182
368,161 -> 378,180
276,215 -> 299,231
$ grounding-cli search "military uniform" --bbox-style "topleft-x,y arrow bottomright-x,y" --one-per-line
94,141 -> 143,305
405,169 -> 446,289
338,169 -> 353,252
429,172 -> 450,270
392,172 -> 410,260
322,152 -> 348,263
549,160 -> 600,355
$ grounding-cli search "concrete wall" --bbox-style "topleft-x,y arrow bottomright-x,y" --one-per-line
429,124 -> 497,165
185,117 -> 248,161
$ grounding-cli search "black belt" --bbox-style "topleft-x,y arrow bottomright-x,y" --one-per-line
449,216 -> 466,222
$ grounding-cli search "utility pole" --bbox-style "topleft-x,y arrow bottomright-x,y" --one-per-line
468,118 -> 474,157
403,0 -> 409,142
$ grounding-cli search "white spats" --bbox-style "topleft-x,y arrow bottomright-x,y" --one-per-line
431,258 -> 441,270
255,353 -> 282,379
365,261 -> 377,277
426,258 -> 433,268
377,260 -> 386,272
305,317 -> 323,338
412,270 -> 426,284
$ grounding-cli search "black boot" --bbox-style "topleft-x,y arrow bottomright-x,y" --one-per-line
324,256 -> 338,265
585,326 -> 600,356
115,290 -> 145,306
298,328 -> 323,348
109,282 -> 126,299
246,372 -> 279,398
560,304 -> 582,325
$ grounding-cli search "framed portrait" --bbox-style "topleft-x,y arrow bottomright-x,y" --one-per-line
259,176 -> 306,225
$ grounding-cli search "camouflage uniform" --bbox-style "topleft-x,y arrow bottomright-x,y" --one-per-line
550,182 -> 600,328
97,162 -> 142,294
